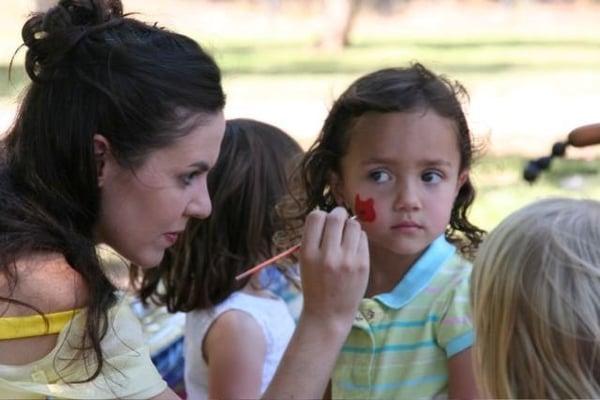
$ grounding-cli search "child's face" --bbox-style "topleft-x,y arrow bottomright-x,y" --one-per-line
332,110 -> 467,258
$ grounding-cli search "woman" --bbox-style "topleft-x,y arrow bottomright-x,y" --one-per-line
0,1 -> 368,399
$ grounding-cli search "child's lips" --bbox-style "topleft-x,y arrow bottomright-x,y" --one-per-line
390,221 -> 423,230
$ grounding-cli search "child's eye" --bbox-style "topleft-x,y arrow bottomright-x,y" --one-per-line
369,170 -> 392,183
422,171 -> 443,184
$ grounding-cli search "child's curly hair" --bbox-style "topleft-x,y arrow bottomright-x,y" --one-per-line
276,63 -> 485,258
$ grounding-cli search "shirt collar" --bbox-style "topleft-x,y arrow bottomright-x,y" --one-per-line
374,235 -> 456,309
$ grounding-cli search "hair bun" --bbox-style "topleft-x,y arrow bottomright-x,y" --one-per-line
53,0 -> 122,27
21,0 -> 124,82
38,0 -> 123,34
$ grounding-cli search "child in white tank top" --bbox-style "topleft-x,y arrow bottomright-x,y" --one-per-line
137,119 -> 303,399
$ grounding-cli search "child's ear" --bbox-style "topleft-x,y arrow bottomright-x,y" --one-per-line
329,171 -> 346,206
456,169 -> 469,193
93,134 -> 111,188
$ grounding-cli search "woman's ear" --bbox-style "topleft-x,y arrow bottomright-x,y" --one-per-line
93,134 -> 111,188
329,171 -> 346,206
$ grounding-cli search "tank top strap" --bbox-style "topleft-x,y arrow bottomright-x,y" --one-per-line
0,309 -> 82,340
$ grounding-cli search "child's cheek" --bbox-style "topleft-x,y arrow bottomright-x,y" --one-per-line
354,193 -> 376,222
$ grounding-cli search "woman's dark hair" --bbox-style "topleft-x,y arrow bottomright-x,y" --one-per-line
137,118 -> 303,312
0,0 -> 225,382
279,63 -> 484,257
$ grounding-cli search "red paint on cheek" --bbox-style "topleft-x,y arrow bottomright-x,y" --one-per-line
354,194 -> 376,222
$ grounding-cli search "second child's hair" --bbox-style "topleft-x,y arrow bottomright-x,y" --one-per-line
279,63 -> 483,256
138,119 -> 303,312
471,198 -> 600,398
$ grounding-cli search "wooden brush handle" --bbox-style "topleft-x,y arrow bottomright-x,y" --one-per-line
567,123 -> 600,147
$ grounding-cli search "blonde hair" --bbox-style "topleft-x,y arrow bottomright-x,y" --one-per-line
471,198 -> 600,398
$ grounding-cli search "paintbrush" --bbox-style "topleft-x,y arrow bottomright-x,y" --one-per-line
235,215 -> 357,281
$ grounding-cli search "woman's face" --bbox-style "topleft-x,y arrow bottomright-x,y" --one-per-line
95,111 -> 226,269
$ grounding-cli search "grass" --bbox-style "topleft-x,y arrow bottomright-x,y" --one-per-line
470,155 -> 600,230
5,33 -> 600,96
209,35 -> 600,78
3,31 -> 600,232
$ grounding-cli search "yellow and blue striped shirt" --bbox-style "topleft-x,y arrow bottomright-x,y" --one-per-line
332,235 -> 474,399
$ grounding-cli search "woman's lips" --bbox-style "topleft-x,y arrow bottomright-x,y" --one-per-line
163,232 -> 180,245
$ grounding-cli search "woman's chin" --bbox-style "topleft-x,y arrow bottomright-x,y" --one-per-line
127,251 -> 165,270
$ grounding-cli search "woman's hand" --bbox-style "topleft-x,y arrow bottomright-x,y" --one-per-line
263,207 -> 369,400
299,206 -> 369,331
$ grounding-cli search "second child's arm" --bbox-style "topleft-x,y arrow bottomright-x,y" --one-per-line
263,207 -> 370,399
204,310 -> 267,399
448,348 -> 479,399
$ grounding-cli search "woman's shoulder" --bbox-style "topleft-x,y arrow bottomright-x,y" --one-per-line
0,252 -> 88,317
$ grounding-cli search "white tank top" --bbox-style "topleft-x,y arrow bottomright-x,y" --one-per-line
184,291 -> 295,400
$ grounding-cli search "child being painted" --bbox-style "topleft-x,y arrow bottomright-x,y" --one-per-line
278,63 -> 484,399
137,118 -> 303,400
471,198 -> 600,398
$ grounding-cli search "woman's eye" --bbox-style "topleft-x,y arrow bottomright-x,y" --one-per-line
181,171 -> 200,186
422,171 -> 443,183
369,170 -> 392,183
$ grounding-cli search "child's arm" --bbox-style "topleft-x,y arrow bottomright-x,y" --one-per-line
204,310 -> 267,399
263,207 -> 369,399
448,348 -> 479,399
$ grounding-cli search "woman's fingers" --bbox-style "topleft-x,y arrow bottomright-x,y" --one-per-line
340,217 -> 362,256
299,207 -> 369,326
302,210 -> 327,252
357,231 -> 370,273
319,207 -> 349,250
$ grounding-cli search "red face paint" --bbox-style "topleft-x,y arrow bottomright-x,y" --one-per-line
354,194 -> 376,222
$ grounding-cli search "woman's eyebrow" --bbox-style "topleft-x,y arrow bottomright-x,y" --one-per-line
188,161 -> 211,172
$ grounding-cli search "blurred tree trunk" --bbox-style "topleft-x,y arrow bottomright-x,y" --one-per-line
317,0 -> 361,50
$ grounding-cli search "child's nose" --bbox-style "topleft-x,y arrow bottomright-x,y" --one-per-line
393,183 -> 421,211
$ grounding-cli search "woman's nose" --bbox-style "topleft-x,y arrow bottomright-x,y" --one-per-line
184,181 -> 212,219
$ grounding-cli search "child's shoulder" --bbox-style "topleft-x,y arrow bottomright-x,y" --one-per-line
428,253 -> 474,354
437,252 -> 472,280
188,290 -> 292,328
429,253 -> 472,301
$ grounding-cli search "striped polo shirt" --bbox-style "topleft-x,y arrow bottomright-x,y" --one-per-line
332,235 -> 474,399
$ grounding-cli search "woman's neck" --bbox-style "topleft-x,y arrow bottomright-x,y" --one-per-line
365,244 -> 424,298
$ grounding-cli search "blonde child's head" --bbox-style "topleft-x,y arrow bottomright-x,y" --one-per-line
471,198 -> 600,398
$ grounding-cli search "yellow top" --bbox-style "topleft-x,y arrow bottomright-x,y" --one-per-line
0,298 -> 167,399
0,309 -> 80,340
